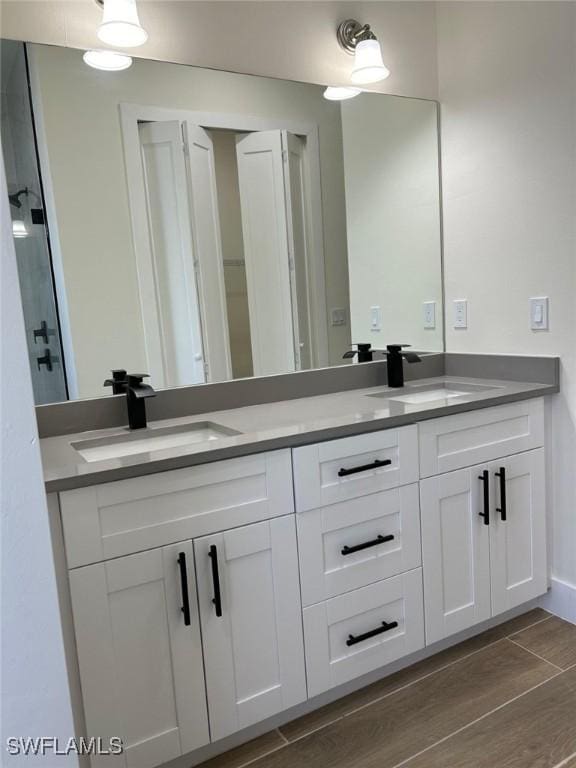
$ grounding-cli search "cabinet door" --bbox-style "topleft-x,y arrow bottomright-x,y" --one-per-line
195,516 -> 306,741
420,466 -> 491,644
490,448 -> 547,615
69,542 -> 209,768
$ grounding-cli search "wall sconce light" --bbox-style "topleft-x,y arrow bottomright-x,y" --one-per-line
323,86 -> 361,101
337,19 -> 390,84
95,0 -> 148,48
83,49 -> 133,71
12,220 -> 29,239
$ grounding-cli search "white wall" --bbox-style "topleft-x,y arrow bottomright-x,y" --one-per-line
30,43 -> 351,395
437,1 -> 576,589
342,93 -> 443,351
1,1 -> 438,101
0,155 -> 78,764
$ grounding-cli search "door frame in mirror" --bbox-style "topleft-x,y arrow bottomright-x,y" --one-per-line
120,103 -> 330,382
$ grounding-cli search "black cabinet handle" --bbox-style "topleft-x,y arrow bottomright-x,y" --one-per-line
338,459 -> 391,477
341,534 -> 394,556
208,545 -> 222,617
346,620 -> 399,647
177,552 -> 191,626
478,470 -> 490,525
495,467 -> 507,521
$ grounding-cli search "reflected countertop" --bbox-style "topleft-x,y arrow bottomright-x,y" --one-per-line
40,375 -> 557,493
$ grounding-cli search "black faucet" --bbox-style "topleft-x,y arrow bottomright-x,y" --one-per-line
104,369 -> 128,395
343,343 -> 373,363
386,345 -> 422,388
103,370 -> 156,429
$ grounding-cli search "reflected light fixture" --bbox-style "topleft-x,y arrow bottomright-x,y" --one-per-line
12,220 -> 29,239
83,49 -> 133,71
323,86 -> 361,101
96,0 -> 148,48
337,19 -> 390,85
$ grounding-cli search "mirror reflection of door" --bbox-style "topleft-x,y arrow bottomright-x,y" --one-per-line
135,120 -> 232,389
132,118 -> 315,383
236,129 -> 313,376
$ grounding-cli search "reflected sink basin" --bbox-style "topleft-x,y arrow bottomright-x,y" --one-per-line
368,381 -> 501,405
72,422 -> 241,463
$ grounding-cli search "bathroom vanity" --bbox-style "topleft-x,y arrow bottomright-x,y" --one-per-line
41,366 -> 556,768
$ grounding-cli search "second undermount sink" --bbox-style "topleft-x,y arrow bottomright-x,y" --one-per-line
72,422 -> 241,463
368,381 -> 502,405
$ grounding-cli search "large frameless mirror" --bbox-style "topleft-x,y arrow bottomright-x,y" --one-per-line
1,40 -> 443,404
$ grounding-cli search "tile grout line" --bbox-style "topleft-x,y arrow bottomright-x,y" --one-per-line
207,613 -> 555,766
388,668 -> 565,768
507,636 -> 565,672
275,728 -> 290,745
507,614 -> 552,639
552,750 -> 576,768
328,615 -> 554,724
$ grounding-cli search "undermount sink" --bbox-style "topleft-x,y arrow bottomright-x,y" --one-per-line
72,422 -> 241,463
368,381 -> 502,405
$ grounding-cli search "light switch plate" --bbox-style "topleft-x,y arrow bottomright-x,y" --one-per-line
453,299 -> 468,329
370,306 -> 382,332
330,308 -> 346,327
530,297 -> 549,330
423,301 -> 436,329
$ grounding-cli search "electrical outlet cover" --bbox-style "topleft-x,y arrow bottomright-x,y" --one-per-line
453,299 -> 468,329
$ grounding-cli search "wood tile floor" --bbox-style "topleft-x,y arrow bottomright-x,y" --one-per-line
199,609 -> 576,768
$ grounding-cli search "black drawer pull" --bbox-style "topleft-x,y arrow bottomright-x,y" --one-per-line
495,467 -> 507,521
346,620 -> 399,647
338,459 -> 392,477
478,470 -> 490,526
341,534 -> 394,556
208,544 -> 223,617
177,552 -> 191,626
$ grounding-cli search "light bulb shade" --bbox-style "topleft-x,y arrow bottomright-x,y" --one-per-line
323,86 -> 361,101
12,220 -> 29,238
350,39 -> 390,84
97,0 -> 148,47
83,49 -> 133,71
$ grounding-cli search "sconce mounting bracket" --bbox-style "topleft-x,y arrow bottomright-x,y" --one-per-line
337,19 -> 376,54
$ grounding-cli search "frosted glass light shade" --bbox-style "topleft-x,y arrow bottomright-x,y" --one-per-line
351,39 -> 390,84
83,50 -> 133,71
12,220 -> 29,238
323,86 -> 361,101
97,0 -> 148,47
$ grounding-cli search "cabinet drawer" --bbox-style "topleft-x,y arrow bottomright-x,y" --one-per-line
61,450 -> 293,568
303,569 -> 424,697
293,426 -> 419,512
297,484 -> 421,606
419,398 -> 544,478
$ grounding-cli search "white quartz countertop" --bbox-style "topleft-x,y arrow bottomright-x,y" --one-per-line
41,375 -> 556,492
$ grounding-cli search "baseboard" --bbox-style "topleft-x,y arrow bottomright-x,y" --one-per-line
541,578 -> 576,624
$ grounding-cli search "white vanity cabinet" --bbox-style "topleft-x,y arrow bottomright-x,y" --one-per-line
419,401 -> 547,644
194,516 -> 306,741
69,541 -> 209,768
57,397 -> 549,767
293,426 -> 426,697
62,449 -> 304,768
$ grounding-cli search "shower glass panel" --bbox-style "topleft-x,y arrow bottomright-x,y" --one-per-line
1,41 -> 67,403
